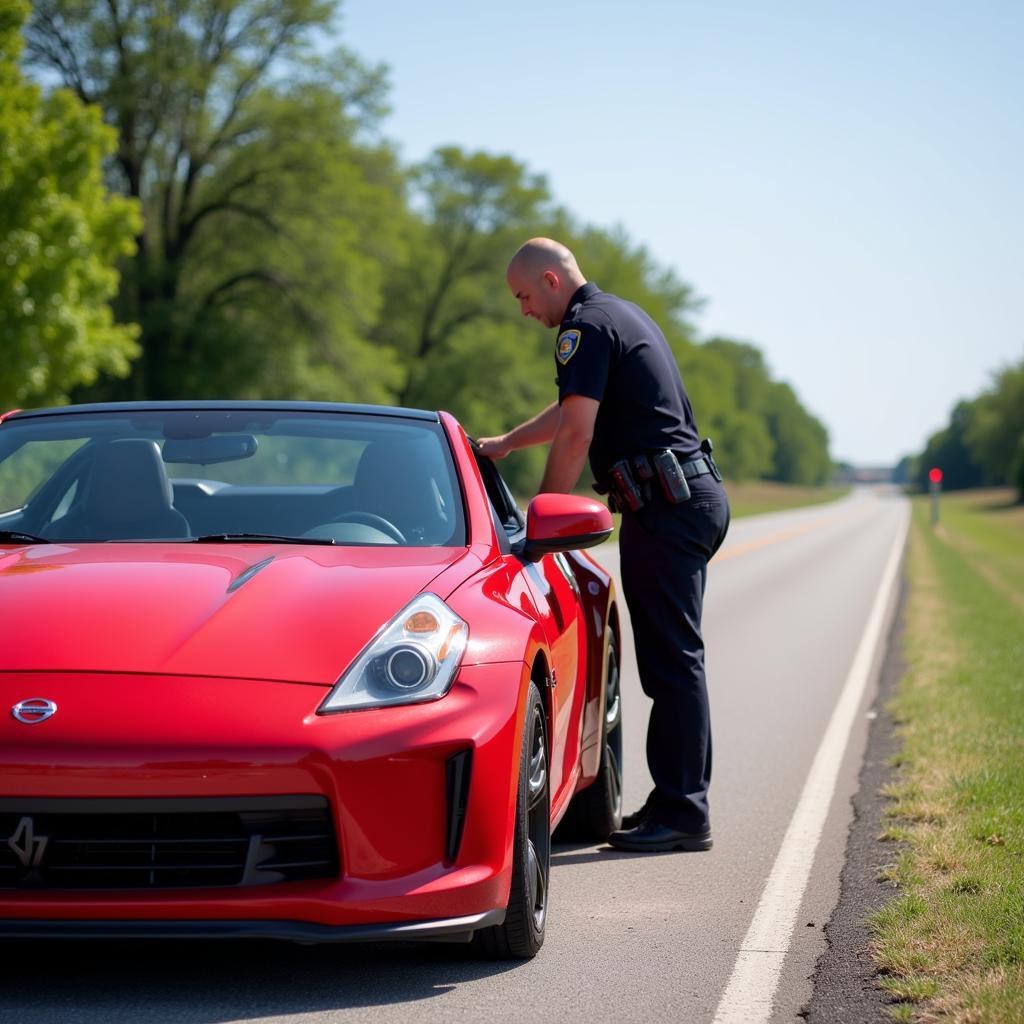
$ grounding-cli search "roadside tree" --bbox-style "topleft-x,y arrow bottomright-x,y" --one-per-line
916,401 -> 985,492
385,147 -> 552,407
693,338 -> 829,484
1,0 -> 139,409
965,357 -> 1024,496
764,381 -> 831,485
25,0 -> 405,401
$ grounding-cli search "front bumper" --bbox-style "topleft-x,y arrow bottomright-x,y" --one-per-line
0,909 -> 506,943
0,663 -> 529,929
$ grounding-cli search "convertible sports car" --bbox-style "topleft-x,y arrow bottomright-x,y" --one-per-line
0,401 -> 621,958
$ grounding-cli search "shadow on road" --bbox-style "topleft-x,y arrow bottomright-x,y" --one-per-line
0,937 -> 522,1024
552,839 -> 708,867
0,846 -> 641,1022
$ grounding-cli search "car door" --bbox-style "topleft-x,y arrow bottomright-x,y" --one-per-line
471,452 -> 587,806
525,550 -> 586,801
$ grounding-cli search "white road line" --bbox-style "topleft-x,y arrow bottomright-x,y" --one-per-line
712,503 -> 910,1024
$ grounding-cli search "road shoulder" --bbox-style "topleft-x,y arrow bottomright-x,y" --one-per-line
801,577 -> 907,1023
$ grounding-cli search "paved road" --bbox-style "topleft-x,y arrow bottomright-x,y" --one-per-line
0,487 -> 908,1024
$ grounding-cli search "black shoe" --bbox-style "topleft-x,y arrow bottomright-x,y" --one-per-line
619,806 -> 649,830
619,792 -> 654,830
607,820 -> 713,853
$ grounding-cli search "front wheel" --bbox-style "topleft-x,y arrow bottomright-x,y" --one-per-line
473,680 -> 550,959
554,633 -> 623,841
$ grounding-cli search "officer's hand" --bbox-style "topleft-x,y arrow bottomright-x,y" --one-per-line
477,435 -> 511,460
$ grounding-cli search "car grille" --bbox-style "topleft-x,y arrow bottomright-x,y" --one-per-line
0,796 -> 338,890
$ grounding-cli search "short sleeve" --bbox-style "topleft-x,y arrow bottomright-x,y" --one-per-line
555,319 -> 613,404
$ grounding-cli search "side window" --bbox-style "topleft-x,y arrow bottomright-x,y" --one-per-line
35,458 -> 92,529
0,439 -> 87,514
49,478 -> 80,523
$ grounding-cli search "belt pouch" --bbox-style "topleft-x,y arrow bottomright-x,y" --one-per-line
653,450 -> 692,503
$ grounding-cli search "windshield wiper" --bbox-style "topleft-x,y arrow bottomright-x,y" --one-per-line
192,533 -> 336,545
0,530 -> 52,545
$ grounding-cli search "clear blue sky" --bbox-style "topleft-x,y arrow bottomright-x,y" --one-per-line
339,0 -> 1022,465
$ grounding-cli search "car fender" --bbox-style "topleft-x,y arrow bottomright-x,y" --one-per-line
455,657 -> 542,907
446,566 -> 558,863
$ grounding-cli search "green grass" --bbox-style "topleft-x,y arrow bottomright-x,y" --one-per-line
517,480 -> 849,545
724,480 -> 850,518
870,488 -> 1024,1022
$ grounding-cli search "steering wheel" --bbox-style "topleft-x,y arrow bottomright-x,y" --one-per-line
331,512 -> 407,544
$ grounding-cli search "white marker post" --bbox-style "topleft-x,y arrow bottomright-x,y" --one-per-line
929,467 -> 943,526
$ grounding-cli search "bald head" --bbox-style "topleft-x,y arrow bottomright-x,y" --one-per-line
507,237 -> 587,328
508,237 -> 584,280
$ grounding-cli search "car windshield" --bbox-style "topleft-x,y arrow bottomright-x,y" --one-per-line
0,408 -> 465,546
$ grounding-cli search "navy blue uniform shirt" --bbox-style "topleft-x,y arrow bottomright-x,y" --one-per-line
554,282 -> 701,483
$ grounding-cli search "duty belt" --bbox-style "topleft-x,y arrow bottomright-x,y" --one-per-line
596,443 -> 723,513
679,455 -> 714,480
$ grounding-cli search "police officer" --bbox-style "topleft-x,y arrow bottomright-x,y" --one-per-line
478,237 -> 730,852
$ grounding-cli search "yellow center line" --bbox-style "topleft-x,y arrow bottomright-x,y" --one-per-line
714,512 -> 853,563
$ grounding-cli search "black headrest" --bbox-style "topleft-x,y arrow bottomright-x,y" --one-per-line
85,439 -> 175,523
353,441 -> 438,535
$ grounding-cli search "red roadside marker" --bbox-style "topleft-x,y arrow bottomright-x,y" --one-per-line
929,467 -> 942,524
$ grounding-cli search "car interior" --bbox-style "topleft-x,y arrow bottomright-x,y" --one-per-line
0,414 -> 469,547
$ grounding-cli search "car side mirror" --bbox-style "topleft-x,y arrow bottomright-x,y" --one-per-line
521,493 -> 613,562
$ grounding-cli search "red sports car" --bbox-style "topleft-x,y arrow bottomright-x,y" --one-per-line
0,401 -> 622,958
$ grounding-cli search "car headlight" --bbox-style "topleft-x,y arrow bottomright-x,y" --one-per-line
317,593 -> 468,713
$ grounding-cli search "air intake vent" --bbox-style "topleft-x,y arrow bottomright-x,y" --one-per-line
0,796 -> 338,890
445,750 -> 472,863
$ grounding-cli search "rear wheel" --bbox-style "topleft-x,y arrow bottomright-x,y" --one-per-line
473,680 -> 550,959
554,633 -> 623,841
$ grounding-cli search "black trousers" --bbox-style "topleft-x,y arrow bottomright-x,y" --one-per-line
618,476 -> 730,833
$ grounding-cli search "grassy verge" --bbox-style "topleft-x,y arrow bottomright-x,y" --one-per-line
725,480 -> 849,518
518,480 -> 849,543
871,488 -> 1024,1022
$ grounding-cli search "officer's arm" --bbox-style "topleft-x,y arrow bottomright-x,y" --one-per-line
538,396 -> 599,494
477,402 -> 560,460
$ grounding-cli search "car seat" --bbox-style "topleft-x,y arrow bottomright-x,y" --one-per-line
351,440 -> 449,544
45,439 -> 191,541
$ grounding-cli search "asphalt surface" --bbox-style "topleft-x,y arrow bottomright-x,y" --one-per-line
0,486 -> 909,1024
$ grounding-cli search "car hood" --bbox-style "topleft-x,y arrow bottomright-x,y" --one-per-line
0,543 -> 478,684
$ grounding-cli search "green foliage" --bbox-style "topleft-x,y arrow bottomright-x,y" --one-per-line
764,380 -> 832,484
0,0 -> 139,409
0,437 -> 86,513
691,339 -> 774,480
1015,435 -> 1024,501
26,0 -> 404,401
965,359 -> 1024,492
381,147 -> 553,407
381,155 -> 830,492
361,146 -> 559,493
871,496 -> 1024,1020
174,77 -> 408,401
563,222 -> 700,358
915,401 -> 985,491
18,5 -> 834,491
915,357 -> 1024,500
685,338 -> 831,483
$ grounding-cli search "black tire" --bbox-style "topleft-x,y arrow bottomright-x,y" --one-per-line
473,680 -> 550,959
553,633 -> 623,841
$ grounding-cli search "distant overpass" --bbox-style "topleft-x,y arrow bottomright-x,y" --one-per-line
833,464 -> 903,484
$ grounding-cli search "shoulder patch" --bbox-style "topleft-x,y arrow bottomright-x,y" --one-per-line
556,328 -> 582,365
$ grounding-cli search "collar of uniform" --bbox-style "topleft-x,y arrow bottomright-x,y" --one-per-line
561,281 -> 601,323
